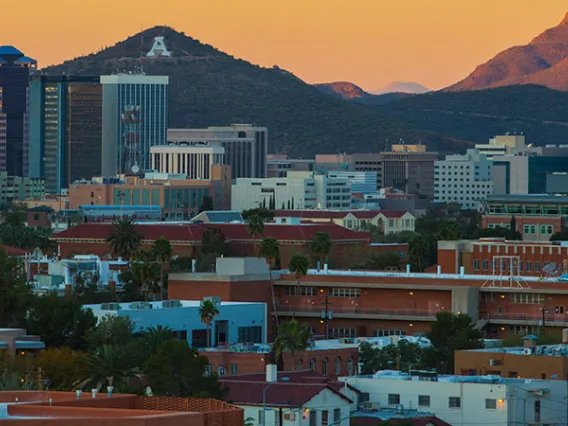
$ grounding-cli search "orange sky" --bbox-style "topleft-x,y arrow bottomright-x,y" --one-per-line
2,0 -> 567,90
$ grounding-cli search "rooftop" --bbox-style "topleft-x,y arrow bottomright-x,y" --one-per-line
272,209 -> 409,219
468,343 -> 568,358
484,194 -> 568,204
84,299 -> 263,312
0,46 -> 24,58
352,409 -> 448,424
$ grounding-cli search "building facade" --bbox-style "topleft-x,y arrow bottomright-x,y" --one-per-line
101,74 -> 168,175
315,153 -> 382,189
150,142 -> 224,179
434,149 -> 493,209
168,125 -> 267,179
28,75 -> 102,193
0,172 -> 44,206
0,46 -> 36,176
327,171 -> 377,194
475,134 -> 526,158
267,155 -> 314,178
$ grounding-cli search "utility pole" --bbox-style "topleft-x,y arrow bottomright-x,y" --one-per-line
319,288 -> 332,339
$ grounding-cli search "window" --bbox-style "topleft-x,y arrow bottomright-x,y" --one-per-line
205,365 -> 213,376
485,399 -> 497,410
259,410 -> 265,425
526,261 -> 532,272
310,358 -> 316,370
322,358 -> 328,376
348,357 -> 354,376
296,359 -> 303,370
33,214 -> 39,221
473,260 -> 480,271
335,357 -> 341,375
510,293 -> 541,304
482,259 -> 489,271
388,394 -> 400,405
535,262 -> 541,273
218,366 -> 226,376
230,364 -> 238,375
334,408 -> 341,423
449,397 -> 461,408
329,287 -> 361,298
418,395 -> 430,407
329,328 -> 357,338
309,410 -> 317,426
285,286 -> 316,296
238,326 -> 263,343
322,410 -> 328,426
535,401 -> 541,423
275,411 -> 280,426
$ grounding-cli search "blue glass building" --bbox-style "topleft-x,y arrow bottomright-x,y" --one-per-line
101,74 -> 168,176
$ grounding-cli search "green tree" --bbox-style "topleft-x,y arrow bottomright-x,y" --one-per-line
242,208 -> 274,222
247,214 -> 265,256
145,339 -> 223,398
408,233 -> 428,272
34,347 -> 83,391
358,340 -> 423,375
198,228 -> 228,272
132,248 -> 159,301
273,319 -> 312,359
86,315 -> 135,350
0,247 -> 33,327
289,254 -> 309,285
152,237 -> 172,300
199,299 -> 220,348
106,218 -> 142,260
309,232 -> 332,270
438,220 -> 461,241
141,325 -> 174,354
551,231 -> 568,241
75,344 -> 138,391
26,293 -> 97,350
366,251 -> 401,270
259,237 -> 281,325
199,196 -> 214,213
425,312 -> 484,374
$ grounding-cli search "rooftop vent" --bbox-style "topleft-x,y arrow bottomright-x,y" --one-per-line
129,302 -> 153,310
162,300 -> 182,308
101,303 -> 121,311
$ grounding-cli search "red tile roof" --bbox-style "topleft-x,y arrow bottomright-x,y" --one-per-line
272,209 -> 410,220
53,223 -> 370,243
219,380 -> 353,407
2,245 -> 28,256
377,210 -> 409,218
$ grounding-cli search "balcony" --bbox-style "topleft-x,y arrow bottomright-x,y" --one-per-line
273,304 -> 437,321
481,312 -> 568,326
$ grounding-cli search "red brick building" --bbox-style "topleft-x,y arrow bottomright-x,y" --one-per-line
52,222 -> 371,268
26,206 -> 54,228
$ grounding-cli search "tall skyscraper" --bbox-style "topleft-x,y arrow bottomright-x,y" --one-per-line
28,75 -> 102,193
0,46 -> 36,176
167,124 -> 268,179
101,74 -> 168,176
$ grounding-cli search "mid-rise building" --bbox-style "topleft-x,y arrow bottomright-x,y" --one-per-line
434,149 -> 493,209
150,141 -> 224,179
101,74 -> 168,175
475,134 -> 526,158
267,154 -> 314,178
28,75 -> 102,193
0,172 -> 44,206
315,153 -> 382,188
379,145 -> 436,199
168,125 -> 267,179
327,171 -> 377,194
0,46 -> 36,176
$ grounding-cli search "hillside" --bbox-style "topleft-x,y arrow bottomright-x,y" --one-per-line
372,81 -> 429,95
43,26 -> 467,157
378,84 -> 568,145
314,81 -> 415,105
447,12 -> 568,91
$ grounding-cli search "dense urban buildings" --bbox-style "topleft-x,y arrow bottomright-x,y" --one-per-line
434,149 -> 493,209
0,172 -> 44,206
150,141 -> 225,179
475,133 -> 526,158
168,125 -> 267,179
28,75 -> 102,193
0,46 -> 36,176
327,171 -> 377,194
315,153 -> 382,188
266,154 -> 314,178
101,74 -> 168,175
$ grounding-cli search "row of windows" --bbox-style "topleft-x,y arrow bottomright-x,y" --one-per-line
524,224 -> 554,234
285,286 -> 316,296
329,328 -> 357,338
373,329 -> 406,337
387,395 -> 497,410
473,259 -> 552,273
329,287 -> 361,298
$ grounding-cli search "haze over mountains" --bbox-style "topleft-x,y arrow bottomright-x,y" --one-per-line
447,12 -> 568,91
371,81 -> 429,95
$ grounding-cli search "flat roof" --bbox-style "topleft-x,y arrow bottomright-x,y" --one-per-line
484,194 -> 568,204
468,343 -> 568,357
84,300 -> 263,312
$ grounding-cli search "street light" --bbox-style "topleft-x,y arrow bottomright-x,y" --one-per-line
262,376 -> 289,426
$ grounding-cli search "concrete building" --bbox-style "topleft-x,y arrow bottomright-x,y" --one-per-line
168,125 -> 267,179
315,153 -> 382,189
150,142 -> 224,180
83,299 -> 268,349
68,168 -> 231,219
0,172 -> 44,206
327,171 -> 377,194
342,369 -> 568,426
267,154 -> 314,178
481,194 -> 568,240
475,134 -> 526,158
0,328 -> 45,358
455,336 -> 568,380
434,149 -> 493,209
0,46 -> 36,176
379,145 -> 436,199
28,75 -> 102,193
101,74 -> 168,175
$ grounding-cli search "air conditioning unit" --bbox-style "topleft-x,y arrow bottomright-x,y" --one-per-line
101,302 -> 121,311
363,402 -> 380,410
162,300 -> 183,308
283,413 -> 296,421
129,302 -> 153,310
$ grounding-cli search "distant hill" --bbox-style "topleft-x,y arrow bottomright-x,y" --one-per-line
314,81 -> 416,105
447,13 -> 568,91
372,81 -> 429,95
43,26 -> 468,157
377,84 -> 568,145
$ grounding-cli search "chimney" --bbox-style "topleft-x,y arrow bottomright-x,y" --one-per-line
266,364 -> 277,383
459,266 -> 465,276
437,265 -> 441,276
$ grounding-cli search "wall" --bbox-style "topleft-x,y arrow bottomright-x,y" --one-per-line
481,215 -> 563,241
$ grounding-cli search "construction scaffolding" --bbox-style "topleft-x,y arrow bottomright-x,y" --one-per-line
482,255 -> 530,288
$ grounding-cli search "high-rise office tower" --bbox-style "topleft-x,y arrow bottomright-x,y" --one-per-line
0,46 -> 36,176
28,75 -> 102,193
101,74 -> 168,176
167,124 -> 268,179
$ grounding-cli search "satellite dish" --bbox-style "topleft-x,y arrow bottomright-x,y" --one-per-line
131,165 -> 140,174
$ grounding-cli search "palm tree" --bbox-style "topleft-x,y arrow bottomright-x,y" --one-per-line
141,325 -> 174,353
106,218 -> 142,260
309,232 -> 332,271
289,254 -> 309,286
273,319 -> 312,359
152,237 -> 172,300
259,237 -> 281,326
199,299 -> 219,348
247,214 -> 264,256
75,345 -> 136,392
132,248 -> 159,301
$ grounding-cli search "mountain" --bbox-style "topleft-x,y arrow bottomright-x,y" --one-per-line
447,13 -> 568,91
372,81 -> 429,95
43,26 -> 468,157
313,81 -> 371,100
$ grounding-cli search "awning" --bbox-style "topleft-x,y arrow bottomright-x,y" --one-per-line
15,341 -> 45,350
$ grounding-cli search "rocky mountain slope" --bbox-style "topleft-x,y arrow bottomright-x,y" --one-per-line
447,13 -> 568,91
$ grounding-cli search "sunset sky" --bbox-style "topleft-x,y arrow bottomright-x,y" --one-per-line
2,0 -> 567,90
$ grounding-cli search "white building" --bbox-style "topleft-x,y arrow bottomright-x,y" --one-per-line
434,149 -> 493,209
150,142 -> 224,179
311,173 -> 352,209
342,370 -> 568,426
327,171 -> 377,194
475,134 -> 526,159
168,125 -> 267,179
